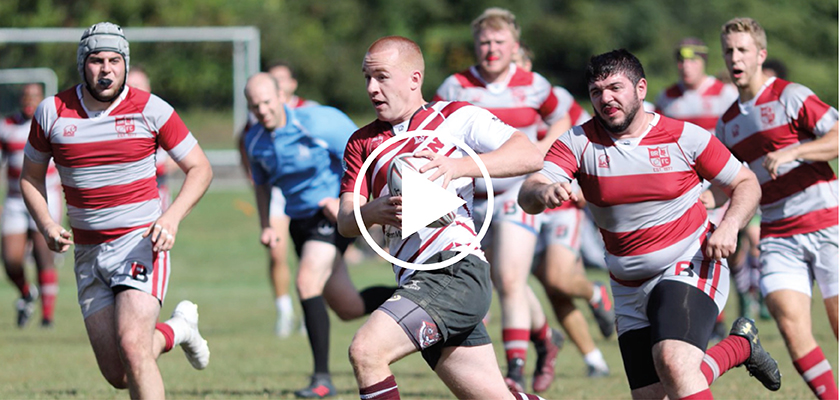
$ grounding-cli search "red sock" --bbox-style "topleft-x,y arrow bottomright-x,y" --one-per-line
359,375 -> 399,399
503,328 -> 530,362
679,388 -> 713,399
529,322 -> 550,343
38,269 -> 58,321
701,335 -> 750,385
794,347 -> 839,400
156,322 -> 175,352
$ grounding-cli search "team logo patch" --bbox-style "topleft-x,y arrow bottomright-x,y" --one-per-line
402,280 -> 421,291
760,106 -> 775,126
648,146 -> 671,168
63,124 -> 77,137
316,220 -> 335,236
129,261 -> 149,282
598,154 -> 610,168
115,116 -> 136,137
732,124 -> 740,138
417,320 -> 441,349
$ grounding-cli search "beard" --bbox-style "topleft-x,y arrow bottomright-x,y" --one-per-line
594,94 -> 641,134
85,74 -> 124,103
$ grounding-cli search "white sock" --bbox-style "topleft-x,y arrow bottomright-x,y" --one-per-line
276,295 -> 293,317
165,317 -> 190,346
589,286 -> 602,305
584,349 -> 608,370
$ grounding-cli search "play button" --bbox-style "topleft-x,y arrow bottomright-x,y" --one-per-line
351,130 -> 494,271
400,164 -> 466,239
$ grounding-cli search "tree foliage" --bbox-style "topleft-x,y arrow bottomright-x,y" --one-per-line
0,0 -> 836,116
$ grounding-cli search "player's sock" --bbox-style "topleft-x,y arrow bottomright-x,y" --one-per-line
359,375 -> 399,399
302,296 -> 331,374
9,271 -> 29,298
38,269 -> 58,322
793,346 -> 838,399
679,388 -> 713,399
276,294 -> 293,317
701,335 -> 750,384
156,322 -> 175,352
504,328 -> 530,362
360,286 -> 397,315
529,321 -> 550,344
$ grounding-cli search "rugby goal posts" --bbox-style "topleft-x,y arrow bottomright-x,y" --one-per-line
0,26 -> 260,136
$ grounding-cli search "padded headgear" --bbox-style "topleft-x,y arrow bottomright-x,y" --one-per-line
77,22 -> 130,79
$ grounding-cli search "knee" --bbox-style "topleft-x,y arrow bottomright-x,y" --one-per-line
652,345 -> 690,384
118,335 -> 153,371
348,335 -> 380,371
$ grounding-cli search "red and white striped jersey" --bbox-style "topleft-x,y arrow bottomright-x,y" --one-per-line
542,113 -> 742,280
434,64 -> 565,194
25,85 -> 198,245
0,113 -> 60,198
716,77 -> 838,238
655,76 -> 738,132
340,101 -> 516,285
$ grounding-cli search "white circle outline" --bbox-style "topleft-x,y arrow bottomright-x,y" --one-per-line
352,130 -> 494,271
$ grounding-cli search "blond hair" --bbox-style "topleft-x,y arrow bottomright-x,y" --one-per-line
471,7 -> 520,42
721,17 -> 767,50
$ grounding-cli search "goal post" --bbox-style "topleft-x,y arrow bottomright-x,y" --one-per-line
0,26 -> 260,135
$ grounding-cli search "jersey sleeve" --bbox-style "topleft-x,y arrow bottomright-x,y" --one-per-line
339,131 -> 370,198
541,129 -> 578,184
783,83 -> 839,138
460,106 -> 518,153
24,98 -> 55,164
147,95 -> 197,162
533,72 -> 565,127
685,125 -> 741,187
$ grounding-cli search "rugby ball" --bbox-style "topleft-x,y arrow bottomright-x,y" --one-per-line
387,153 -> 456,228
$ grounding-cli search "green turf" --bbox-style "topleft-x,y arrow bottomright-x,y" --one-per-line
0,189 -> 836,399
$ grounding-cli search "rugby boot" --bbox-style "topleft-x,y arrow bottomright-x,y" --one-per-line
730,317 -> 781,391
532,328 -> 564,392
504,357 -> 526,393
295,373 -> 336,398
15,285 -> 39,328
586,363 -> 610,378
171,300 -> 211,370
589,282 -> 615,338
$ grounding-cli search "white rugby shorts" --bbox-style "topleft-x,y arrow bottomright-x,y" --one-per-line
610,249 -> 730,336
268,186 -> 288,218
536,207 -> 583,255
759,225 -> 838,299
74,228 -> 171,319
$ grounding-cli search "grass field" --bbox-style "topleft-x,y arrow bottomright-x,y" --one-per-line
0,187 -> 836,399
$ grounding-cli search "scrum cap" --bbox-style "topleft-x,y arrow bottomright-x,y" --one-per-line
77,22 -> 130,78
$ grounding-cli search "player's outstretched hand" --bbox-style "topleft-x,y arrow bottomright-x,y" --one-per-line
538,181 -> 578,209
144,219 -> 179,252
43,223 -> 73,253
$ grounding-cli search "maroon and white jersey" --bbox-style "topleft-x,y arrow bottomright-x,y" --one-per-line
0,113 -> 61,198
25,85 -> 198,245
434,64 -> 565,194
655,76 -> 738,132
716,77 -> 838,239
542,113 -> 742,280
340,101 -> 516,285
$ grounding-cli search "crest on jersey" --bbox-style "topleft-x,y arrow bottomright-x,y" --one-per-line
417,320 -> 441,349
648,147 -> 671,168
115,116 -> 136,137
598,154 -> 610,168
732,124 -> 740,138
63,124 -> 77,137
760,106 -> 775,126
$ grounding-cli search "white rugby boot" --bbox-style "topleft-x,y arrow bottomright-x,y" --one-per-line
169,300 -> 210,370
